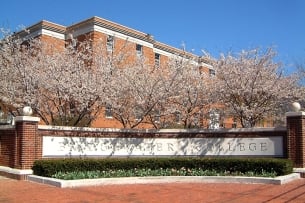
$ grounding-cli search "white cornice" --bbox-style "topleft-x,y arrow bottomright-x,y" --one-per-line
42,29 -> 65,40
23,29 -> 65,40
68,25 -> 94,38
153,47 -> 173,57
69,24 -> 154,48
152,48 -> 199,65
93,25 -> 154,48
199,62 -> 213,69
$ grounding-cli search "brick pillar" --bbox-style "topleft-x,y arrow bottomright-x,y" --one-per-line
15,116 -> 40,169
286,112 -> 305,168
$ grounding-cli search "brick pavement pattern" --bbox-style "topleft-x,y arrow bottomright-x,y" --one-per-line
1,177 -> 305,203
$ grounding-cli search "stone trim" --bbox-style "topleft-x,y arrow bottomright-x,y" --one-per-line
38,125 -> 286,133
15,116 -> 40,122
285,111 -> 305,117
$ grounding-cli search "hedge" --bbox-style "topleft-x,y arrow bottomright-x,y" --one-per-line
32,157 -> 293,178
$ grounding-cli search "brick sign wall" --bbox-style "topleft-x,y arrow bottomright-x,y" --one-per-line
1,112 -> 305,175
38,126 -> 286,158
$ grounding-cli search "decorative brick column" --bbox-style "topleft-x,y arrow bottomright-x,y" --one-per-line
286,111 -> 305,168
15,116 -> 40,170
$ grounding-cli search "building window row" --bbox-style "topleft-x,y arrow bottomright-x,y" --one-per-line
106,36 -> 162,67
105,36 -> 217,72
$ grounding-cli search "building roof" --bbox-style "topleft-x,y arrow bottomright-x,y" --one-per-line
15,20 -> 66,39
15,16 -> 209,63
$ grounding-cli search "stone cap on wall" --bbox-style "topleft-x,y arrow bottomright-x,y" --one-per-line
15,116 -> 40,122
38,124 -> 286,134
285,111 -> 305,117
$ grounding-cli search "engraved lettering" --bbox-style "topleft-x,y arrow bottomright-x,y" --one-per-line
167,143 -> 174,151
43,136 -> 280,157
228,142 -> 235,151
156,143 -> 162,151
249,143 -> 256,151
239,143 -> 245,151
260,143 -> 267,151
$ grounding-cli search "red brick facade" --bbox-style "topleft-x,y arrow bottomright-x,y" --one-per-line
0,127 -> 15,167
0,117 -> 39,169
286,112 -> 305,168
15,117 -> 40,169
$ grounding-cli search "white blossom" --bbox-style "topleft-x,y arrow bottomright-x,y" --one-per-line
211,48 -> 301,127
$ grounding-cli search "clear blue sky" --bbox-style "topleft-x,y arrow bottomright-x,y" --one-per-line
1,0 -> 304,73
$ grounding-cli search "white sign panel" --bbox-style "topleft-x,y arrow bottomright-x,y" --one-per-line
42,136 -> 283,157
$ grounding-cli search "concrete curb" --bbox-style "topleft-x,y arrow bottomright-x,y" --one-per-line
0,166 -> 33,175
28,173 -> 300,188
293,168 -> 305,173
0,166 -> 33,180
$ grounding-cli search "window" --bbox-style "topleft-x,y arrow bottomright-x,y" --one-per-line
69,102 -> 76,117
175,111 -> 181,124
106,35 -> 114,51
209,69 -> 216,77
134,106 -> 142,121
193,113 -> 200,127
105,104 -> 113,118
154,109 -> 161,123
67,33 -> 77,49
208,109 -> 220,129
21,40 -> 31,49
154,53 -> 160,68
71,39 -> 77,48
136,44 -> 143,56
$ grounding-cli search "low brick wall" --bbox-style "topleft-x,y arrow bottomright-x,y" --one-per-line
0,126 -> 16,168
0,112 -> 304,180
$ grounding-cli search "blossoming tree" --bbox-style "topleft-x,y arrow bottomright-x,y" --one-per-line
105,60 -> 170,128
0,30 -> 111,126
211,48 -> 301,127
160,57 -> 214,128
1,28 -> 213,128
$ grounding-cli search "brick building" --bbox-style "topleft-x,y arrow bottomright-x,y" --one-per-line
18,16 -> 213,68
15,16 -> 217,128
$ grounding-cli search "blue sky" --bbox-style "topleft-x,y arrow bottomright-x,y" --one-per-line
1,0 -> 304,73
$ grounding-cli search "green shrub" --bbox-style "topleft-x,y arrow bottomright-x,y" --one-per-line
32,157 -> 293,178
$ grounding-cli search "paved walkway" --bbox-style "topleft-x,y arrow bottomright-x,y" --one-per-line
1,176 -> 305,202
